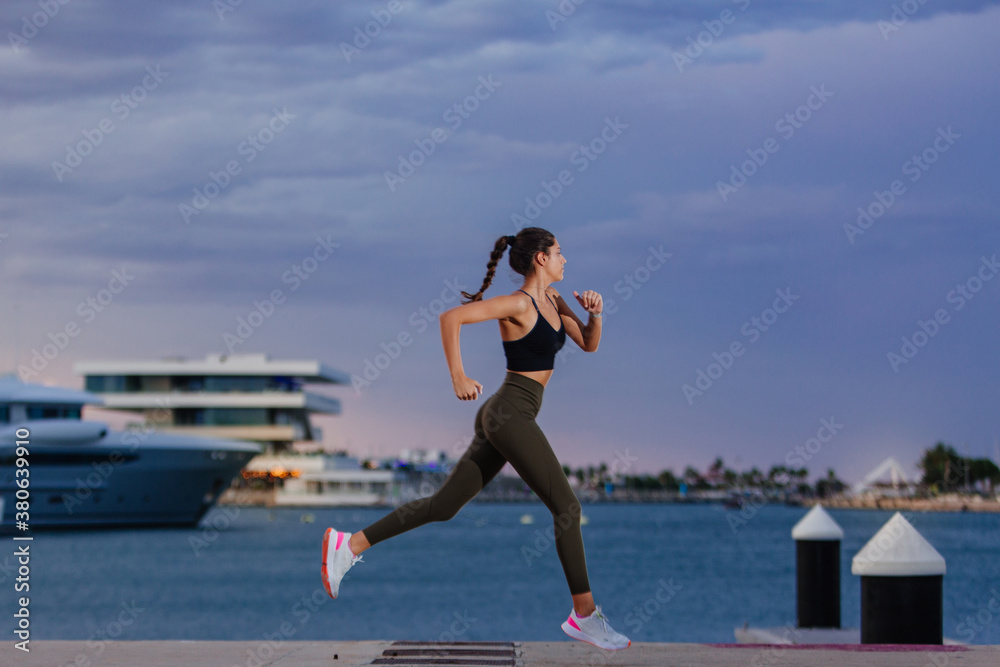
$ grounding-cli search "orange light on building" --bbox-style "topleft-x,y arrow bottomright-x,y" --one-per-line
241,468 -> 300,481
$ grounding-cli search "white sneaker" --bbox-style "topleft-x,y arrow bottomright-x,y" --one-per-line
561,605 -> 631,650
321,528 -> 362,599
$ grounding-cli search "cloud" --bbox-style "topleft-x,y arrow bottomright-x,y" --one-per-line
2,1 -> 999,479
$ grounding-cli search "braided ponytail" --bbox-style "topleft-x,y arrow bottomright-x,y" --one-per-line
461,228 -> 555,304
461,235 -> 511,303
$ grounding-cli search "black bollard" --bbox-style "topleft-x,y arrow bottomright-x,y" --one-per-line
791,504 -> 843,629
851,512 -> 945,644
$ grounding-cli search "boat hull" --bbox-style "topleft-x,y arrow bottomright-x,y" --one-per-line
1,428 -> 259,529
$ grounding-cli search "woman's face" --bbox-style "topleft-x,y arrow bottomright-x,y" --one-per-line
546,239 -> 566,282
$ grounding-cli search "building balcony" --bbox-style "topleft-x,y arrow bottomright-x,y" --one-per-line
95,390 -> 341,415
156,424 -> 300,442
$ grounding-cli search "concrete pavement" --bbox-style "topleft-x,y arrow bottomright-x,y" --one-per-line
16,640 -> 1000,667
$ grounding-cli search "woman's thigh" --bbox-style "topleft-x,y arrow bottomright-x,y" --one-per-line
481,398 -> 577,515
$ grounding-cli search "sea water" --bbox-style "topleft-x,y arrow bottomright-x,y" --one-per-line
6,503 -> 999,644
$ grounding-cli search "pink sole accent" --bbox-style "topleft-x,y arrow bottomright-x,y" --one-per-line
563,622 -> 631,650
568,617 -> 581,632
321,528 -> 333,598
335,531 -> 345,551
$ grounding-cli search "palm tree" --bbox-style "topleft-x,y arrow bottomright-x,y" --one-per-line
815,468 -> 846,498
918,442 -> 965,492
768,465 -> 790,487
682,465 -> 703,488
658,469 -> 679,490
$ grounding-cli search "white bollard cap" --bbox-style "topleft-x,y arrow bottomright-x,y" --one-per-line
791,504 -> 844,541
851,512 -> 946,576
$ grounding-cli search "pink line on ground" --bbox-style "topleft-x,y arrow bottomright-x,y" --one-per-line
706,643 -> 969,652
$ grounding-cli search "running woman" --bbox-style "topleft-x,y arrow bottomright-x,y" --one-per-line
321,227 -> 630,650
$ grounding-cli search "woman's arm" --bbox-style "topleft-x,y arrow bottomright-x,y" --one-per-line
550,287 -> 603,352
439,293 -> 530,400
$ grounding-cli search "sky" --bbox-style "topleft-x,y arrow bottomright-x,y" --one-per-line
2,0 -> 999,486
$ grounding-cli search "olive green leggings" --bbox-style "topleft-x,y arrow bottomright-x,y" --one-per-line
362,372 -> 591,595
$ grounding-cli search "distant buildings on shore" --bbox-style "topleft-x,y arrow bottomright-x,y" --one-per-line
70,353 -> 999,509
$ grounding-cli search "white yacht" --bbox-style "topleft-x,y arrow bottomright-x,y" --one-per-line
0,374 -> 260,529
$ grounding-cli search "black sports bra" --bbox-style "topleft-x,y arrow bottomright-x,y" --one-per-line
503,290 -> 566,372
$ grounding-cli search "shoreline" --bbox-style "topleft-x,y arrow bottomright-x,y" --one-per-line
218,490 -> 1000,513
804,495 -> 1000,513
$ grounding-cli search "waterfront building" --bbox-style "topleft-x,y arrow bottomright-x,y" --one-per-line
74,353 -> 349,453
251,453 -> 404,506
73,353 -> 417,506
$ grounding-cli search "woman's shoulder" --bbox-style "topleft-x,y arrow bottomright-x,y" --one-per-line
494,290 -> 533,324
504,289 -> 532,302
495,290 -> 535,312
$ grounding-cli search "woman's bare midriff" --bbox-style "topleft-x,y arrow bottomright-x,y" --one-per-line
507,369 -> 554,387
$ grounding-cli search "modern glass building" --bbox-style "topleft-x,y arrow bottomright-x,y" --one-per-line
74,353 -> 350,452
